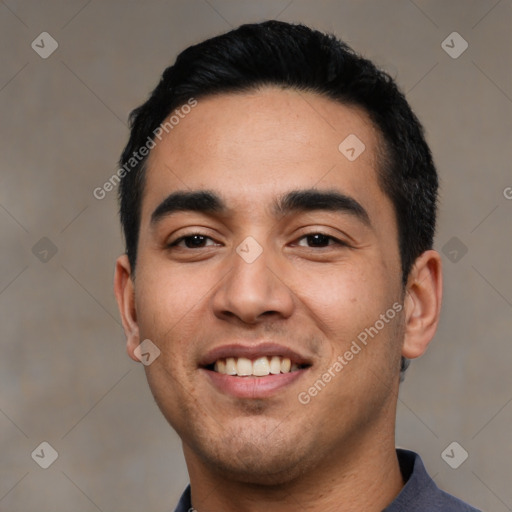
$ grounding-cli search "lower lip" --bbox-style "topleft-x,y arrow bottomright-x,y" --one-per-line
201,368 -> 308,399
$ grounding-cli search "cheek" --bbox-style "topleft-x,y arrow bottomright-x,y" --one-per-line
133,265 -> 209,423
294,262 -> 391,336
133,261 -> 212,355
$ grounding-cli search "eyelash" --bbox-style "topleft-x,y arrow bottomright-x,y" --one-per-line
167,232 -> 348,250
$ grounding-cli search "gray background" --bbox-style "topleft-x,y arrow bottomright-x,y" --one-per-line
1,1 -> 511,511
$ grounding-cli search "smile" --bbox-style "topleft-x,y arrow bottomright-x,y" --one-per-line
211,356 -> 306,376
199,342 -> 313,398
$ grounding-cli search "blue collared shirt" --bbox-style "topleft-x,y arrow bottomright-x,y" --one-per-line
173,449 -> 481,511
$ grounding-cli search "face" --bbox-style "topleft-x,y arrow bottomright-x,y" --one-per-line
118,87 -> 409,484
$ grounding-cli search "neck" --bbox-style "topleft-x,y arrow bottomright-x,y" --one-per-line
183,424 -> 404,512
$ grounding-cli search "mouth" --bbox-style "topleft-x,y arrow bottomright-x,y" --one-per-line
207,356 -> 309,376
199,343 -> 312,398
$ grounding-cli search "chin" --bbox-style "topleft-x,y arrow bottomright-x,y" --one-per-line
186,421 -> 319,486
203,443 -> 310,486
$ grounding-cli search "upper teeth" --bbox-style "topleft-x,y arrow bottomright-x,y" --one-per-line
214,356 -> 299,376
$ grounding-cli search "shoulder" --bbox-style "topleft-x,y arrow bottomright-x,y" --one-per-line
173,485 -> 192,512
384,449 -> 481,512
430,487 -> 482,511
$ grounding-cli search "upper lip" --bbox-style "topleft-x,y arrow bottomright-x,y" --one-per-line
199,342 -> 313,368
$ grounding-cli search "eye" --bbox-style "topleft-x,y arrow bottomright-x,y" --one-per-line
295,233 -> 346,248
168,234 -> 219,249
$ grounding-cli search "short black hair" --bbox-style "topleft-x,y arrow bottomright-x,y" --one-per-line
118,21 -> 438,377
119,20 -> 437,282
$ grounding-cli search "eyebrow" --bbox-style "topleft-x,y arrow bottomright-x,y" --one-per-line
273,189 -> 371,227
150,190 -> 226,225
150,189 -> 371,227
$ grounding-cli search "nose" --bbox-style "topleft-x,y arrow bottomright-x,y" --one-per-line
211,242 -> 295,325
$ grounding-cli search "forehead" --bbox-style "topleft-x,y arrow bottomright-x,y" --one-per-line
141,87 -> 390,222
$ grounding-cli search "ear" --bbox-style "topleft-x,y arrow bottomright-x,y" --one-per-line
402,250 -> 443,359
114,254 -> 140,362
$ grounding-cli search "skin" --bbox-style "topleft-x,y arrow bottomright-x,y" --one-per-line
114,87 -> 442,512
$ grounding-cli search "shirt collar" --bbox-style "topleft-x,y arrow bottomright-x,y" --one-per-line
173,449 -> 435,512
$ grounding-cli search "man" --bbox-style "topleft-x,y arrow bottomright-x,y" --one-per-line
114,20 -> 480,511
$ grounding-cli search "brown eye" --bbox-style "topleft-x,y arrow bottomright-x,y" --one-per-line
169,234 -> 217,249
306,234 -> 330,247
296,233 -> 345,248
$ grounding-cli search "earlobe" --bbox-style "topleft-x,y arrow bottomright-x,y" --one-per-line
402,250 -> 443,359
113,255 -> 141,362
